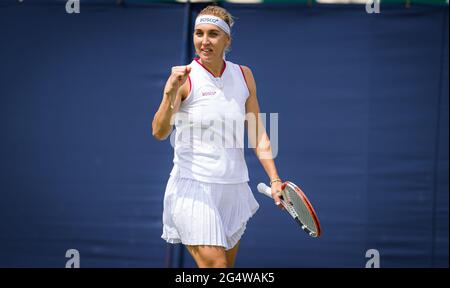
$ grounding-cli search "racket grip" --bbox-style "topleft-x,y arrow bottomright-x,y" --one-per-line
257,183 -> 272,198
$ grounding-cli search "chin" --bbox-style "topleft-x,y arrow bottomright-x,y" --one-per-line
201,55 -> 219,62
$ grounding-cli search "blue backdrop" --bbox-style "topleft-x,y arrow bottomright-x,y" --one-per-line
0,0 -> 448,267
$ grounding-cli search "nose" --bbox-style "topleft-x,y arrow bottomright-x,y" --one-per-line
201,35 -> 210,45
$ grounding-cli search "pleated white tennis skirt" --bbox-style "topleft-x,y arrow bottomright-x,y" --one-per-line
161,174 -> 259,250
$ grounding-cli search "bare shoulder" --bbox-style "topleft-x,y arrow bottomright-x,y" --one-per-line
240,65 -> 253,78
239,65 -> 256,92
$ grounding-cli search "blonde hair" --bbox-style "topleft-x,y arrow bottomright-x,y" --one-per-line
197,5 -> 235,53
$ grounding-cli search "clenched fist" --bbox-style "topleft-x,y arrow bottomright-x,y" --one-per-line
167,65 -> 191,93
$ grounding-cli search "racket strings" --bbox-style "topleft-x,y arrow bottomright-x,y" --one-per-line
286,189 -> 318,233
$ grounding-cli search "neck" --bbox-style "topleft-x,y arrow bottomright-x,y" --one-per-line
197,56 -> 225,77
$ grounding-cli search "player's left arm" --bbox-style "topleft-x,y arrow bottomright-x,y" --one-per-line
242,65 -> 283,206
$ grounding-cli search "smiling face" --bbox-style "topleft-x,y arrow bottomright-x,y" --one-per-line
193,23 -> 231,63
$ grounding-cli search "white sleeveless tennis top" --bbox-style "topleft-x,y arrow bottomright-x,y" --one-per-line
170,58 -> 250,184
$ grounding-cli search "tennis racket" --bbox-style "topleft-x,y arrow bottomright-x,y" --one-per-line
257,181 -> 322,238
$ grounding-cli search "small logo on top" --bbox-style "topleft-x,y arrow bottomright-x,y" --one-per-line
202,91 -> 216,96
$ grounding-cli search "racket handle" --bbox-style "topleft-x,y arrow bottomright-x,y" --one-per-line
257,183 -> 272,198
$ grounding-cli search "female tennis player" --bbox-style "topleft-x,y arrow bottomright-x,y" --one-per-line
152,5 -> 283,268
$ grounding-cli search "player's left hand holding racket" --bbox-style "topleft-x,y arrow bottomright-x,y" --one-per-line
257,181 -> 322,238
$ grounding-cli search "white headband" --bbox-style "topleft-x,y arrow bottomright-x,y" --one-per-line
194,15 -> 231,36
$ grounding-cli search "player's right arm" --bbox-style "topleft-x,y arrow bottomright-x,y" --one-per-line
152,65 -> 191,140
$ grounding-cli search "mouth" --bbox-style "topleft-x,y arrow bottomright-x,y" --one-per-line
201,48 -> 213,56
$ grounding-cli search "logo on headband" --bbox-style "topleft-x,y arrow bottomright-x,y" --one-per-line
199,18 -> 220,24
